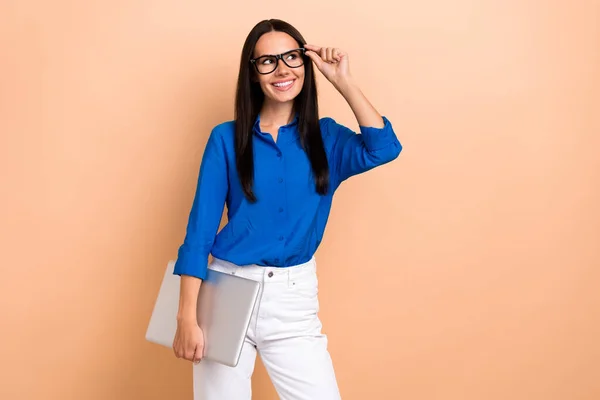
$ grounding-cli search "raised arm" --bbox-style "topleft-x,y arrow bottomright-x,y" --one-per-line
305,44 -> 402,187
322,115 -> 401,187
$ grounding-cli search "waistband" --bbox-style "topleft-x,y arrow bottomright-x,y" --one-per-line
208,256 -> 316,283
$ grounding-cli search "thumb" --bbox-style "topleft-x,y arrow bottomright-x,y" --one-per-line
305,50 -> 324,69
193,343 -> 203,363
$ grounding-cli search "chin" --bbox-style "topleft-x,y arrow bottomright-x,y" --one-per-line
268,92 -> 300,104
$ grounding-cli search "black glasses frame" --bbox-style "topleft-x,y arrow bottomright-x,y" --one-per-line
250,48 -> 307,75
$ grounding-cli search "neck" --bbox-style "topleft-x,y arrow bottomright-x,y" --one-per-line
259,99 -> 295,126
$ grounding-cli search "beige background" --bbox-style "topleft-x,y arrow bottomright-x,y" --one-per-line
1,0 -> 599,399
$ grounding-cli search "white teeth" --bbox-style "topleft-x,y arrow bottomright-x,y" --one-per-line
273,81 -> 293,87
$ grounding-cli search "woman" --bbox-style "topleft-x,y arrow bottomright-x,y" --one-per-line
172,18 -> 402,400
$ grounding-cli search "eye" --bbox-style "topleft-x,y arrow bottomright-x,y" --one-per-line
258,56 -> 276,65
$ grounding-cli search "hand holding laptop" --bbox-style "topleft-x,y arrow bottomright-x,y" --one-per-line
173,317 -> 205,364
146,260 -> 261,367
172,272 -> 206,364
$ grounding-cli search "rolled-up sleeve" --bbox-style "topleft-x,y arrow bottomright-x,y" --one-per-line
323,116 -> 402,188
173,126 -> 228,280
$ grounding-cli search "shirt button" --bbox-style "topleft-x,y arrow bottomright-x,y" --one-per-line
278,207 -> 283,213
278,235 -> 284,241
278,177 -> 283,183
268,271 -> 274,278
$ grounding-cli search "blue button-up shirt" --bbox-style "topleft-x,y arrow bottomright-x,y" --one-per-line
173,115 -> 402,279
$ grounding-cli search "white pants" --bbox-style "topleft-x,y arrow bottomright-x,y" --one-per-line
193,256 -> 341,400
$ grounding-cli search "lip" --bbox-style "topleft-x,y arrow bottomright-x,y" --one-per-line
271,79 -> 295,92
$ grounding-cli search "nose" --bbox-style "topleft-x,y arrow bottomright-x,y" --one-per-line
274,59 -> 290,76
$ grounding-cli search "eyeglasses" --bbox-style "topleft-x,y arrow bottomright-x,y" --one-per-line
250,48 -> 306,75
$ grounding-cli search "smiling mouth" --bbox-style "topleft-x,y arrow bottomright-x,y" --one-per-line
272,80 -> 295,91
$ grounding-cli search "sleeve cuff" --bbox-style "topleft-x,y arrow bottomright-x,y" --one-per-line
173,247 -> 209,280
359,116 -> 397,152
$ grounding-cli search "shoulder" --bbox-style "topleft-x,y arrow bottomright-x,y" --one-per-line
210,120 -> 236,139
318,116 -> 354,148
318,116 -> 354,135
200,120 -> 236,161
318,116 -> 336,135
206,120 -> 235,147
319,116 -> 341,141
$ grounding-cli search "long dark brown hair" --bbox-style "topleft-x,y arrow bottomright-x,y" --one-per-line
234,19 -> 329,202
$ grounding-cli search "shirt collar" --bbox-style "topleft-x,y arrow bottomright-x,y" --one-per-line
252,112 -> 300,144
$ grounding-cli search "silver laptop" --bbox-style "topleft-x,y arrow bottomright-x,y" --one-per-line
145,260 -> 261,367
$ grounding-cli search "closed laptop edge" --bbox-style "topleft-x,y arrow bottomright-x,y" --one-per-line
145,260 -> 261,367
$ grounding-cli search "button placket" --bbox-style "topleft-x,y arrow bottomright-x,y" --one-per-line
275,145 -> 286,267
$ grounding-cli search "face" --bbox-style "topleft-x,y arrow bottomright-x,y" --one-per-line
252,31 -> 305,105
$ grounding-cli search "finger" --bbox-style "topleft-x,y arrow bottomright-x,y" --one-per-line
319,46 -> 327,61
172,337 -> 180,357
332,48 -> 341,62
330,48 -> 339,63
326,47 -> 333,62
184,344 -> 196,361
303,44 -> 321,52
193,343 -> 204,363
305,50 -> 324,69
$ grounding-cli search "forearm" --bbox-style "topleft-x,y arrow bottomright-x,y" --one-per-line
177,275 -> 202,322
336,77 -> 385,129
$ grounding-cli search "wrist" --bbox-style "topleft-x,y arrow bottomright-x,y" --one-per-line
177,312 -> 197,324
177,302 -> 198,323
335,76 -> 358,97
